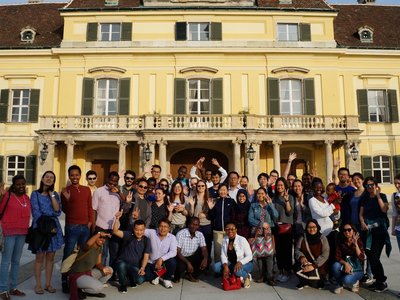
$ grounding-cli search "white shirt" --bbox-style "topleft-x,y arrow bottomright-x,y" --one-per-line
221,234 -> 252,265
308,196 -> 335,237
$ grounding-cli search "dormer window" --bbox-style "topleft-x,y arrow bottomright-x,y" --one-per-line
20,27 -> 36,43
358,26 -> 373,43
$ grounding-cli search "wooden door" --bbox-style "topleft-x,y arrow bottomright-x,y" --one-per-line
91,160 -> 118,186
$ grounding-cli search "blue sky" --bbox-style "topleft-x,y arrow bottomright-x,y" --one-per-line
0,0 -> 399,3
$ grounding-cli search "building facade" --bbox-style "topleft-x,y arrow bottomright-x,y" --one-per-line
0,0 -> 399,191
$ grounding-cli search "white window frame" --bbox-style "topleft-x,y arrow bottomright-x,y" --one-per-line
95,78 -> 118,115
11,89 -> 30,122
277,23 -> 299,41
279,79 -> 303,115
99,23 -> 121,41
367,90 -> 386,122
7,155 -> 25,184
187,79 -> 210,115
188,22 -> 210,41
373,155 -> 391,184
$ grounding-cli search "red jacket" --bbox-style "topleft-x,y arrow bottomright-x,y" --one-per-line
0,192 -> 31,236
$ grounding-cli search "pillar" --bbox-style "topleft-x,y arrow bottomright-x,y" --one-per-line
232,139 -> 242,174
65,137 -> 75,178
272,140 -> 282,174
158,139 -> 168,178
117,140 -> 128,185
325,139 -> 334,183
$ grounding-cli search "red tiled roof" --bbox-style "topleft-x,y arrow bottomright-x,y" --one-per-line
0,3 -> 64,48
65,0 -> 140,9
257,0 -> 332,9
334,5 -> 400,49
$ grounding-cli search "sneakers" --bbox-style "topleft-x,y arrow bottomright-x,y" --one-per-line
352,281 -> 360,293
361,273 -> 374,285
163,280 -> 173,289
296,283 -> 305,290
130,283 -> 137,289
151,277 -> 160,285
243,276 -> 251,289
279,275 -> 289,283
9,289 -> 26,296
334,285 -> 343,294
0,292 -> 10,300
118,285 -> 127,294
276,274 -> 283,282
267,278 -> 277,286
373,282 -> 388,293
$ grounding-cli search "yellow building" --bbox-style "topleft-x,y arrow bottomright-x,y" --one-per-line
0,0 -> 399,192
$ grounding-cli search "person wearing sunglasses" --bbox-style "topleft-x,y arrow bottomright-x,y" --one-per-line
132,178 -> 152,228
359,176 -> 390,293
332,223 -> 364,294
168,181 -> 189,235
86,170 -> 98,196
158,178 -> 170,195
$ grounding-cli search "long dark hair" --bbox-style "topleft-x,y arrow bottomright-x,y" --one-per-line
194,179 -> 209,213
38,170 -> 56,193
170,181 -> 185,204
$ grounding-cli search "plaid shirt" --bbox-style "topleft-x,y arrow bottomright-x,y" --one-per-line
176,228 -> 206,257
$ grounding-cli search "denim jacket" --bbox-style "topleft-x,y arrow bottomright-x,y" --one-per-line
248,202 -> 278,228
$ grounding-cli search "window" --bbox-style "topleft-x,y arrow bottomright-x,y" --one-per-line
100,23 -> 121,41
11,89 -> 30,122
358,26 -> 373,43
267,78 -> 315,115
277,23 -> 311,42
357,89 -> 398,123
188,79 -> 210,114
373,156 -> 391,183
96,79 -> 118,115
188,23 -> 209,41
175,22 -> 222,41
7,156 -> 25,183
0,89 -> 40,123
86,23 -> 132,42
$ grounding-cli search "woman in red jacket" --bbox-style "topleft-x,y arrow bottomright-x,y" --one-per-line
0,175 -> 31,300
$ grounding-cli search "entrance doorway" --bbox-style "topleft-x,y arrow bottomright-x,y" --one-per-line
91,160 -> 118,186
281,159 -> 308,178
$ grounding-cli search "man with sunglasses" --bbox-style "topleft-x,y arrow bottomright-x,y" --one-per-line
86,170 -> 98,195
133,178 -> 152,228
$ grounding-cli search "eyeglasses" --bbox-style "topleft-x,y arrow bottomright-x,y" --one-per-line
87,177 -> 97,180
125,177 -> 135,180
160,184 -> 168,188
366,183 -> 375,188
225,227 -> 236,231
343,228 -> 352,232
138,185 -> 148,189
307,226 -> 317,229
197,185 -> 206,188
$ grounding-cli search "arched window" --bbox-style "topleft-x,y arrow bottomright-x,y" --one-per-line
358,26 -> 373,43
20,27 -> 36,43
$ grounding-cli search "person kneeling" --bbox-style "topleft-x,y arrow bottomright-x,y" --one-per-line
68,232 -> 113,300
112,211 -> 150,293
214,223 -> 253,289
174,217 -> 208,282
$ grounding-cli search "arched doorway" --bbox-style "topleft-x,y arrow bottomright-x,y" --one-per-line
170,148 -> 229,179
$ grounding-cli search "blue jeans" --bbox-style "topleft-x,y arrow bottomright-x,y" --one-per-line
63,224 -> 90,260
115,260 -> 146,287
0,235 -> 26,292
332,262 -> 364,287
213,261 -> 253,279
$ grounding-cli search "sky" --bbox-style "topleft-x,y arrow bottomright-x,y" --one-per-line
0,0 -> 399,4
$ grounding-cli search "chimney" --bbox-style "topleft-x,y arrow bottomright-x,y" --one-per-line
357,0 -> 376,4
28,0 -> 44,3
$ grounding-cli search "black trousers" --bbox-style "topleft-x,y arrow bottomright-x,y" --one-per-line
365,228 -> 387,284
175,249 -> 203,280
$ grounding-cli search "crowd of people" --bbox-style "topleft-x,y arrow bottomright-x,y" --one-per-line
0,153 -> 399,300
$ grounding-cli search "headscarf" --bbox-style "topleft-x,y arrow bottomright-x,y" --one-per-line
305,219 -> 322,245
236,189 -> 251,214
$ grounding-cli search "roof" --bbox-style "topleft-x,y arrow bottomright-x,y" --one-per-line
0,3 -> 65,49
65,0 -> 140,9
257,0 -> 332,10
334,4 -> 400,49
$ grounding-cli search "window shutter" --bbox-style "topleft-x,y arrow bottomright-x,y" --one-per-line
118,78 -> 130,115
86,23 -> 98,42
267,78 -> 280,115
357,89 -> 369,122
82,78 -> 95,115
0,155 -> 4,182
174,78 -> 186,114
121,23 -> 132,41
393,155 -> 400,177
211,78 -> 223,114
29,89 -> 40,122
361,156 -> 372,177
210,22 -> 222,41
25,155 -> 36,185
299,23 -> 311,41
0,89 -> 9,122
175,22 -> 187,41
387,89 -> 398,123
303,78 -> 315,115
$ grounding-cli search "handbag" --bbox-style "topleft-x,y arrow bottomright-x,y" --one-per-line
0,192 -> 12,252
154,266 -> 167,278
277,223 -> 292,235
295,235 -> 320,281
342,256 -> 362,273
248,228 -> 274,258
221,274 -> 242,291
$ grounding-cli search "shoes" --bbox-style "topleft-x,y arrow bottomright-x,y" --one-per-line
296,283 -> 305,290
151,277 -> 160,285
361,274 -> 374,285
163,280 -> 173,289
244,276 -> 251,289
85,292 -> 106,298
172,278 -> 181,283
334,285 -> 343,294
44,286 -> 56,293
118,286 -> 127,294
255,276 -> 264,283
373,282 -> 388,293
276,274 -> 283,282
78,289 -> 87,300
34,287 -> 44,295
9,289 -> 26,296
279,275 -> 289,283
267,278 -> 277,286
317,281 -> 325,290
184,273 -> 199,282
62,281 -> 70,293
0,292 -> 10,300
130,283 -> 137,289
352,281 -> 360,293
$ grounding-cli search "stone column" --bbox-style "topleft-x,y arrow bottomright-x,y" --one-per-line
325,139 -> 334,183
65,137 -> 75,178
232,139 -> 242,175
37,139 -> 56,183
117,140 -> 128,185
158,139 -> 168,178
149,141 -> 156,166
138,140 -> 145,172
272,140 -> 282,174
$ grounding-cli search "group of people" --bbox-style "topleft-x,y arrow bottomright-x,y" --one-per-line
0,153 -> 399,300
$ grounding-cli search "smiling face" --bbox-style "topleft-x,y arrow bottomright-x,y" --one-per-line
256,188 -> 266,203
306,221 -> 318,235
276,180 -> 286,195
352,175 -> 363,189
239,177 -> 248,188
218,185 -> 228,198
106,175 -> 119,190
238,193 -> 247,204
258,175 -> 268,188
42,172 -> 55,187
14,178 -> 27,196
229,173 -> 239,187
134,223 -> 145,240
225,224 -> 237,239
338,169 -> 350,184
342,224 -> 353,240
155,189 -> 165,202
158,221 -> 170,237
69,169 -> 81,186
313,182 -> 324,197
293,180 -> 303,195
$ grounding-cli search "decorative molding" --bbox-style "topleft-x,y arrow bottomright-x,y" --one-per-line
358,74 -> 394,79
88,66 -> 127,74
4,74 -> 38,79
179,66 -> 219,74
271,67 -> 310,74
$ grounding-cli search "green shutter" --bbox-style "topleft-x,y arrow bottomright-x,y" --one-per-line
118,78 -> 130,115
174,78 -> 186,114
210,22 -> 222,41
29,89 -> 40,122
0,89 -> 9,122
361,156 -> 372,177
211,78 -> 223,114
86,23 -> 98,41
267,78 -> 280,115
357,89 -> 369,122
121,23 -> 132,41
0,155 -> 4,182
303,78 -> 315,115
25,155 -> 36,185
387,89 -> 398,123
393,155 -> 400,177
82,78 -> 95,115
175,22 -> 187,41
299,23 -> 311,41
